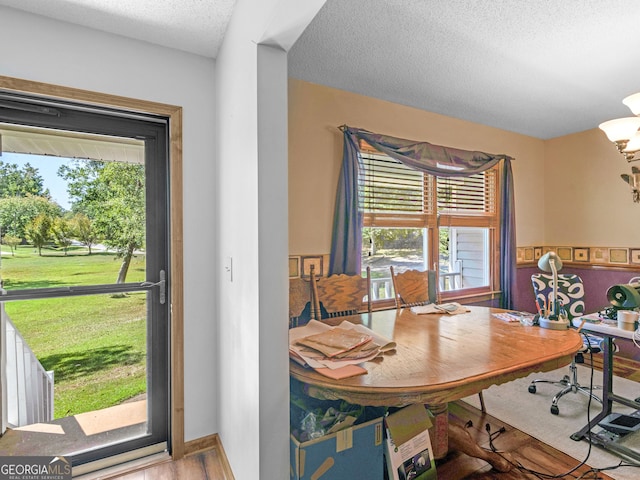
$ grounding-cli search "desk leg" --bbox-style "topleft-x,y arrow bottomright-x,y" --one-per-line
448,421 -> 513,472
570,336 -> 615,441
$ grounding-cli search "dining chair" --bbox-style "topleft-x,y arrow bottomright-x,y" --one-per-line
311,266 -> 372,319
289,276 -> 313,328
528,273 -> 602,415
389,266 -> 438,308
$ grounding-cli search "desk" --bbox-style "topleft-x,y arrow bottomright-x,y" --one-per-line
290,306 -> 582,471
571,317 -> 640,462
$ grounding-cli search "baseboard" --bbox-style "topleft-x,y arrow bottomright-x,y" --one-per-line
185,433 -> 235,479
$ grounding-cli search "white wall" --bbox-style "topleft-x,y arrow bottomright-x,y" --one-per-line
214,1 -> 325,478
0,7 -> 218,442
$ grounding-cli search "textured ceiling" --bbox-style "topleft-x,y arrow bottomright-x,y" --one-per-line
289,0 -> 640,139
3,0 -> 640,139
0,0 -> 236,58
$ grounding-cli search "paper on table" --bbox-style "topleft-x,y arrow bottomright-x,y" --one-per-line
411,302 -> 470,315
314,365 -> 368,379
289,320 -> 395,370
296,327 -> 373,358
335,320 -> 396,353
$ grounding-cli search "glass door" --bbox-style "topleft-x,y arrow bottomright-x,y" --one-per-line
0,93 -> 170,469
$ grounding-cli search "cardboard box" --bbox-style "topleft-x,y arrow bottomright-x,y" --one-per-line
290,416 -> 384,480
384,404 -> 437,480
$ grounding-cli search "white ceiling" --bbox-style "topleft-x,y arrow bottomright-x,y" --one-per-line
3,0 -> 640,139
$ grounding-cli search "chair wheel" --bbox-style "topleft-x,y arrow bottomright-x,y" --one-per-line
551,405 -> 559,415
528,385 -> 536,394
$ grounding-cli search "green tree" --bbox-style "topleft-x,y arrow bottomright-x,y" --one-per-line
25,213 -> 53,256
2,234 -> 21,256
69,213 -> 97,254
52,217 -> 73,255
0,195 -> 62,240
0,160 -> 49,198
59,160 -> 145,283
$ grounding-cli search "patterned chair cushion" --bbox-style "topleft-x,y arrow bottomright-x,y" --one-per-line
531,273 -> 585,320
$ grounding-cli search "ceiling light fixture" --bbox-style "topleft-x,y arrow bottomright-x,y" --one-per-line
599,93 -> 640,162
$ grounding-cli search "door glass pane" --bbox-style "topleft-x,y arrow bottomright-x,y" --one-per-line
362,227 -> 428,301
1,292 -> 148,456
0,148 -> 146,290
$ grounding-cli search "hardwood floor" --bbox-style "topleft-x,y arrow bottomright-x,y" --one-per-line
98,447 -> 233,480
101,400 -> 617,480
103,351 -> 636,479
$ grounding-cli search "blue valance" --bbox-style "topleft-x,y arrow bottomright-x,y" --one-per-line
329,126 -> 516,309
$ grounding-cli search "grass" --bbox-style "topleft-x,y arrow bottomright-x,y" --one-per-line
0,244 -> 147,418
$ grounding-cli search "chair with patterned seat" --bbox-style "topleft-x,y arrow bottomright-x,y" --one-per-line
311,266 -> 371,320
528,272 -> 602,415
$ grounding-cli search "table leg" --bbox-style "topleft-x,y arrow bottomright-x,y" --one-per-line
429,403 -> 513,472
448,421 -> 514,472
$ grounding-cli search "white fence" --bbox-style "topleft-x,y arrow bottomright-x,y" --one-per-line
2,303 -> 54,427
371,277 -> 393,301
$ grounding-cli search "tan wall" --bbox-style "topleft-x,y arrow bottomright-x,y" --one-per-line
544,129 -> 640,248
288,79 -> 546,258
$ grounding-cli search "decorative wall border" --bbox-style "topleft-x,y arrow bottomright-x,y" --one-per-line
517,246 -> 640,267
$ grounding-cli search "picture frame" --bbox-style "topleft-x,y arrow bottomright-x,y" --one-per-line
609,248 -> 629,264
557,247 -> 572,262
631,249 -> 640,265
523,247 -> 534,262
516,248 -> 524,263
301,255 -> 323,278
289,256 -> 300,278
534,247 -> 542,260
591,247 -> 608,264
573,248 -> 589,262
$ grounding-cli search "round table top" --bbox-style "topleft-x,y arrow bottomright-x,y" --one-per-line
290,306 -> 583,407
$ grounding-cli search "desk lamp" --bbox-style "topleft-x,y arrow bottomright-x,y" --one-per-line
607,283 -> 640,310
537,251 -> 569,330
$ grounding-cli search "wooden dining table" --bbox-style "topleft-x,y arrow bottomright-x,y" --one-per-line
289,306 -> 583,472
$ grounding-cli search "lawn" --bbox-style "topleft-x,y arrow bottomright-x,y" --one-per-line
0,244 -> 147,419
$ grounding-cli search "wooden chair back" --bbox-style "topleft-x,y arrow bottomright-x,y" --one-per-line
289,276 -> 312,328
390,266 -> 438,308
311,266 -> 371,319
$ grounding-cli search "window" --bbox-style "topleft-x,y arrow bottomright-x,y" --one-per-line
359,142 -> 500,303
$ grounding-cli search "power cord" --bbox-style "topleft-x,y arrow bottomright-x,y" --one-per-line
469,330 -> 640,478
485,422 -> 505,452
477,333 -> 600,479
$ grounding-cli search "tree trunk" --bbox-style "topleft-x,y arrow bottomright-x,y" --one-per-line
116,243 -> 135,284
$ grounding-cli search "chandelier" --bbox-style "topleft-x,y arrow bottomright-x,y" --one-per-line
599,93 -> 640,162
599,93 -> 640,202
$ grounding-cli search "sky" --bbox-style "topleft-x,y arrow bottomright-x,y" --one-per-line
1,151 -> 71,210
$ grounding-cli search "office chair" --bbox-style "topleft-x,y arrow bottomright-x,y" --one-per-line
528,273 -> 602,415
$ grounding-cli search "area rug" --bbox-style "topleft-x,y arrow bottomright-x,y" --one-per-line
461,365 -> 640,480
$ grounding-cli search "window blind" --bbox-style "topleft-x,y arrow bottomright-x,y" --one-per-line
359,149 -> 495,218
